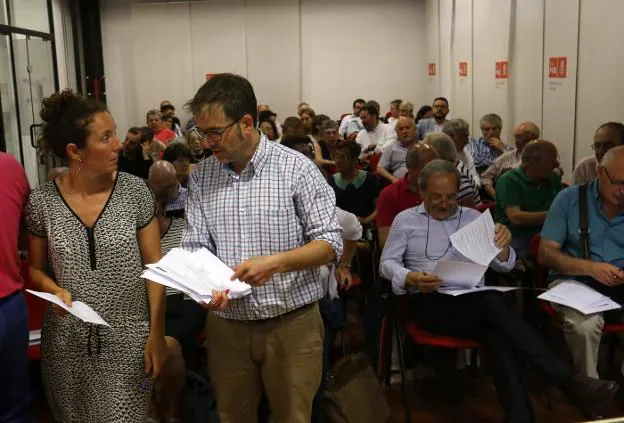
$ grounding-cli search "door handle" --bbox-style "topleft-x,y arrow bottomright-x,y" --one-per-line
29,123 -> 43,148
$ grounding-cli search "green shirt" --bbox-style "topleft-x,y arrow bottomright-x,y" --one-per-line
495,166 -> 562,238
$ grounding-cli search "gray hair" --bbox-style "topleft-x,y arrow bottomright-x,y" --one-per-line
521,140 -> 556,165
146,109 -> 162,121
601,145 -> 624,168
442,118 -> 470,137
418,159 -> 461,191
425,132 -> 458,162
320,119 -> 338,132
399,100 -> 414,113
479,113 -> 502,129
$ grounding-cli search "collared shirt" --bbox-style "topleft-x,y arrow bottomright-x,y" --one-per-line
481,148 -> 522,187
541,180 -> 624,278
376,174 -> 422,228
339,114 -> 364,137
355,122 -> 397,152
380,204 -> 516,295
572,156 -> 598,185
0,153 -> 30,298
457,147 -> 481,187
320,208 -> 362,300
166,183 -> 187,212
181,134 -> 343,320
378,142 -> 412,178
496,166 -> 561,240
416,117 -> 447,140
468,136 -> 504,169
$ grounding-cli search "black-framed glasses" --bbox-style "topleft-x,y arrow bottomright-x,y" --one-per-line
192,119 -> 240,142
591,142 -> 616,152
603,166 -> 624,189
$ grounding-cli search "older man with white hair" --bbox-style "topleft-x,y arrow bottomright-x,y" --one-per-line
540,145 -> 624,383
376,116 -> 418,184
442,118 -> 481,186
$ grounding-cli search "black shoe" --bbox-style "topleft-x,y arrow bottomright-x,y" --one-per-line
561,374 -> 619,419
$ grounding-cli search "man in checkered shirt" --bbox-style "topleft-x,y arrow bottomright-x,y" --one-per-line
181,73 -> 343,423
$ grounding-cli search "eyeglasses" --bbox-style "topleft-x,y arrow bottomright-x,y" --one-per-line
192,119 -> 240,141
591,142 -> 616,152
603,166 -> 624,189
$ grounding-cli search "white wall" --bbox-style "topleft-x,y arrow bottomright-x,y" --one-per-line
100,0 -> 428,135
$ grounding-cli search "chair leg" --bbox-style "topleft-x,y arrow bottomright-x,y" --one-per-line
395,314 -> 412,423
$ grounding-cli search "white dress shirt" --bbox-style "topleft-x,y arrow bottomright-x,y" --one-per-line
355,122 -> 397,153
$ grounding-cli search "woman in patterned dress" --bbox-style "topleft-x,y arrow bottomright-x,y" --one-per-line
25,90 -> 167,423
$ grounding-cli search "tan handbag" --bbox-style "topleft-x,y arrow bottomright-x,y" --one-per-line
321,352 -> 390,423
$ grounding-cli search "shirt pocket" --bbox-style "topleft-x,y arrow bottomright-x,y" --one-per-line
249,207 -> 303,254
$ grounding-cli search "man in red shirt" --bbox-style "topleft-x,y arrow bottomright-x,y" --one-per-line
147,109 -> 177,145
0,152 -> 34,423
376,144 -> 438,247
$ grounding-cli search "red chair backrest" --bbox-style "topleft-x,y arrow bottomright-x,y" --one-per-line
477,202 -> 496,215
368,152 -> 382,174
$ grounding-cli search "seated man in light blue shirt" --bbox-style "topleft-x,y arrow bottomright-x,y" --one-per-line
380,159 -> 619,422
416,97 -> 449,140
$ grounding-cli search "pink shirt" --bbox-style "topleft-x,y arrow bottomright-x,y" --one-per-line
0,153 -> 30,298
154,128 -> 177,145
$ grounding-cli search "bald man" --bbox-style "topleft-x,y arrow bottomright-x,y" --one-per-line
376,144 -> 439,247
148,160 -> 187,217
495,140 -> 562,259
376,116 -> 418,185
482,122 -> 541,199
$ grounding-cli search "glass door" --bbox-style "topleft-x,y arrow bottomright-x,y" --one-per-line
12,33 -> 57,186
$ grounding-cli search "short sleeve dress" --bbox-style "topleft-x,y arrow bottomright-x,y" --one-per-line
25,172 -> 156,423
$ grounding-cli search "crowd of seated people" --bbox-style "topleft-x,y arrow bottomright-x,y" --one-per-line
4,78 -> 624,423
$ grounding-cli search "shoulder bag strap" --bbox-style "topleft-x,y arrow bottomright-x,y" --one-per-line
578,183 -> 590,260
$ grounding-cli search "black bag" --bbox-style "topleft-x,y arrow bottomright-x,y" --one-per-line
179,369 -> 220,423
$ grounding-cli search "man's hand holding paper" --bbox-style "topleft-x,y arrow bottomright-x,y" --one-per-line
406,271 -> 441,293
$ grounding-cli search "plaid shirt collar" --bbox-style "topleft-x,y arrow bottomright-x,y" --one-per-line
223,132 -> 269,177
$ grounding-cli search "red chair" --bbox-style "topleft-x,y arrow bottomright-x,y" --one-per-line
21,260 -> 46,361
530,235 -> 624,375
393,295 -> 478,423
477,202 -> 496,215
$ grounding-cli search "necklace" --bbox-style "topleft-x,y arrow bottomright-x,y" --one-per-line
424,206 -> 463,261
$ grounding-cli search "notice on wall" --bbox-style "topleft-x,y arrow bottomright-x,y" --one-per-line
459,62 -> 468,78
495,61 -> 508,89
548,57 -> 567,91
428,63 -> 437,77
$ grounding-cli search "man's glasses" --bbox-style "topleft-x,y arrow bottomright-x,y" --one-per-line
603,166 -> 624,189
192,119 -> 239,142
592,142 -> 616,152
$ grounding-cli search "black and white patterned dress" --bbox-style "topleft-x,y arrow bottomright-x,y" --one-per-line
25,172 -> 156,423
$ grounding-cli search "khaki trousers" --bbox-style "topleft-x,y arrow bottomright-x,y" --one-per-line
206,303 -> 323,423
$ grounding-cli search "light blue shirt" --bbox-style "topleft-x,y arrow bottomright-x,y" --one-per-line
380,204 -> 516,295
541,180 -> 624,279
416,117 -> 447,140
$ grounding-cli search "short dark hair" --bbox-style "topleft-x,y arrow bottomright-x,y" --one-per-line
258,110 -> 276,122
128,126 -> 141,135
335,140 -> 362,160
433,97 -> 449,107
281,134 -> 311,151
162,142 -> 193,163
416,105 -> 432,122
282,116 -> 303,134
391,99 -> 402,108
597,122 -> 624,144
311,114 -> 330,135
38,89 -> 108,159
259,118 -> 278,140
353,98 -> 366,108
186,73 -> 258,126
140,126 -> 154,143
360,101 -> 379,118
160,103 -> 175,113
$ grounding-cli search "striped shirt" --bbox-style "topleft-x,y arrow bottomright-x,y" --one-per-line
180,133 -> 343,321
468,136 -> 504,169
161,217 -> 185,296
456,160 -> 482,207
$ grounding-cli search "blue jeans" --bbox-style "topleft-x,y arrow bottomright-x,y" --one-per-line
0,291 -> 34,423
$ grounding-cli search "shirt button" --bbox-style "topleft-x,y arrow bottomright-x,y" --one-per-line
240,208 -> 246,213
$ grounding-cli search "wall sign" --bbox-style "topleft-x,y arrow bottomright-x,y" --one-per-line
459,61 -> 468,77
428,63 -> 437,77
495,61 -> 509,79
549,57 -> 567,78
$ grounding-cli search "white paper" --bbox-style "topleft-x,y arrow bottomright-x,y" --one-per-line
29,329 -> 41,345
538,280 -> 621,315
142,248 -> 253,304
439,286 -> 519,296
433,260 -> 488,289
25,290 -> 110,326
449,209 -> 502,266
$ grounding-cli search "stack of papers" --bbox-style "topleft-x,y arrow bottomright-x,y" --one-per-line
538,280 -> 621,315
25,290 -> 110,326
141,248 -> 253,304
29,329 -> 41,346
434,210 -> 503,293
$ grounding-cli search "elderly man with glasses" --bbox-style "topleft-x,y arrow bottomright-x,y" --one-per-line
540,146 -> 624,387
572,122 -> 624,185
